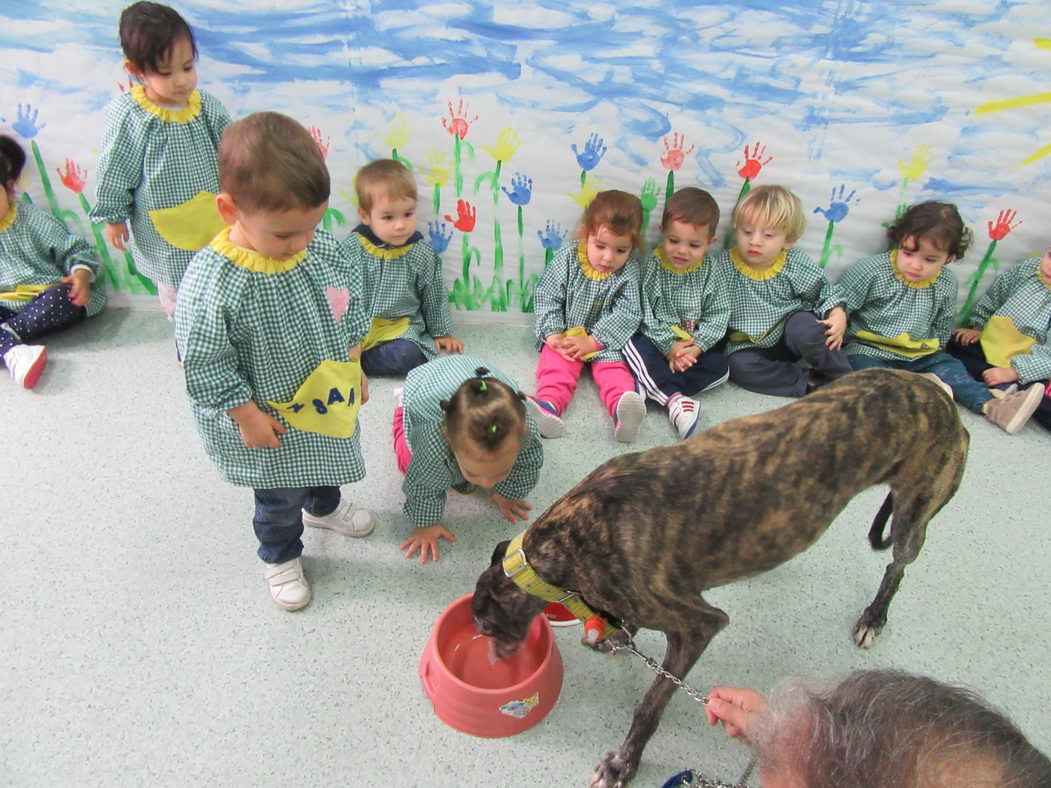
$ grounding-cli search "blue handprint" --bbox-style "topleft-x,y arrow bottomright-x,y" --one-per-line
12,104 -> 46,139
536,220 -> 567,250
501,172 -> 533,207
428,220 -> 453,255
571,133 -> 607,172
813,184 -> 859,224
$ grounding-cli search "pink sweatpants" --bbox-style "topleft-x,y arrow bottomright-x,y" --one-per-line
534,345 -> 635,418
392,407 -> 412,473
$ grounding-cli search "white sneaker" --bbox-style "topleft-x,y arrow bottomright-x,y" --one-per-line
3,344 -> 47,389
668,396 -> 700,439
393,386 -> 405,408
526,395 -> 565,438
263,557 -> 311,611
984,383 -> 1044,434
614,390 -> 646,443
918,373 -> 953,399
303,499 -> 375,537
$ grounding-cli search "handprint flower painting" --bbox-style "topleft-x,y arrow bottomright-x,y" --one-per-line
1,0 -> 1048,315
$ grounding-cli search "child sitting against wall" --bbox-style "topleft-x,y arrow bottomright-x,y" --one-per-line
714,184 -> 851,397
0,135 -> 105,388
341,159 -> 463,376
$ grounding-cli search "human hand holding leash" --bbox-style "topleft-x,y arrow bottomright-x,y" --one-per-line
705,686 -> 767,742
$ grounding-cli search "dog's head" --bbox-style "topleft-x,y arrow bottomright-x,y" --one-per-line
472,539 -> 540,660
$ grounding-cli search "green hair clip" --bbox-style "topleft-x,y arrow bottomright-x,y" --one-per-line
489,424 -> 499,433
479,381 -> 488,392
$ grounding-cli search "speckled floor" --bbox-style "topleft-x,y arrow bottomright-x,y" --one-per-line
3,308 -> 1049,787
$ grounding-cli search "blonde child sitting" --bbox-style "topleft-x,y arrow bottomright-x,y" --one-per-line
176,112 -> 372,611
342,159 -> 463,376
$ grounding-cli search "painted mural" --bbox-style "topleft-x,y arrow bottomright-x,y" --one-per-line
2,0 -> 1049,320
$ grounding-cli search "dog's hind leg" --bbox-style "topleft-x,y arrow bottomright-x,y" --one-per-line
853,453 -> 965,648
590,597 -> 729,788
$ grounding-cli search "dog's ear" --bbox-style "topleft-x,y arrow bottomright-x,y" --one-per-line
490,539 -> 510,566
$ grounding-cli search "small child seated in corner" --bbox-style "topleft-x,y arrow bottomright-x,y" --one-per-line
342,159 -> 463,376
0,135 -> 105,389
713,184 -> 851,397
947,244 -> 1051,434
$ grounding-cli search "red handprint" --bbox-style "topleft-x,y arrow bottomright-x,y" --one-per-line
441,99 -> 478,140
308,126 -> 330,159
56,159 -> 88,193
987,209 -> 1021,241
443,199 -> 477,232
736,141 -> 773,179
660,132 -> 695,171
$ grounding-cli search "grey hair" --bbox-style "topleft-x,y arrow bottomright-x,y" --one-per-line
747,669 -> 1051,787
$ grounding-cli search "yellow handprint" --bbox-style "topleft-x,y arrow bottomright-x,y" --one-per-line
569,177 -> 601,208
423,150 -> 450,187
383,115 -> 411,151
898,144 -> 932,181
482,127 -> 521,163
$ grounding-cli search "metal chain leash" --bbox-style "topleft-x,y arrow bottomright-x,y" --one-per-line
608,637 -> 756,788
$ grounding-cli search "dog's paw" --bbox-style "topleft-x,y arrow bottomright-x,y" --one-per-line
852,612 -> 885,649
589,750 -> 633,788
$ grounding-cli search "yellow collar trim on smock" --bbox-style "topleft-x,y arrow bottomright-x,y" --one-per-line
502,530 -> 621,642
1039,265 -> 1051,290
578,240 -> 613,281
131,84 -> 202,123
730,247 -> 787,280
210,226 -> 306,273
657,246 -> 704,275
0,202 -> 16,234
890,250 -> 940,289
356,232 -> 413,260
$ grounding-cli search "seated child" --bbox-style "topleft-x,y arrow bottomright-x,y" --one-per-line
393,354 -> 544,564
91,1 -> 229,322
0,135 -> 105,388
947,245 -> 1050,433
624,187 -> 730,439
530,189 -> 646,442
714,184 -> 851,397
342,159 -> 463,376
175,112 -> 373,611
839,201 -> 1043,434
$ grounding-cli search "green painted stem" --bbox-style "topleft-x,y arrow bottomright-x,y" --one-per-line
391,149 -> 413,171
579,170 -> 587,188
665,170 -> 675,205
433,184 -> 441,215
31,141 -> 62,222
517,206 -> 525,297
957,240 -> 998,326
453,137 -> 463,198
818,221 -> 835,269
723,179 -> 752,250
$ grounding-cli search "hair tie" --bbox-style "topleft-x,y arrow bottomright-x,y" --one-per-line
489,424 -> 499,433
478,381 -> 488,392
474,367 -> 490,376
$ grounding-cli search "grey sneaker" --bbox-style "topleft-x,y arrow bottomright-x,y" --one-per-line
614,390 -> 646,443
526,395 -> 565,438
984,383 -> 1043,434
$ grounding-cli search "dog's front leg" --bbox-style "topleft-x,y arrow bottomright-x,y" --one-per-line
590,603 -> 727,787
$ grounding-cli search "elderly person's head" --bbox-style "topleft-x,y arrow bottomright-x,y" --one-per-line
708,669 -> 1050,787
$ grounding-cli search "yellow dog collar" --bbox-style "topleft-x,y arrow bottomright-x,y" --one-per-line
502,530 -> 620,641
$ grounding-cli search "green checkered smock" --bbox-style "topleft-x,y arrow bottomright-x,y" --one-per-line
966,256 -> 1051,383
175,227 -> 369,489
90,86 -> 229,288
533,240 -> 641,363
341,225 -> 453,358
715,247 -> 842,355
838,252 -> 957,361
639,247 -> 731,355
401,354 -> 543,529
0,203 -> 106,317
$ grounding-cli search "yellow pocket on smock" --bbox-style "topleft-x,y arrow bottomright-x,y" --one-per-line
563,326 -> 600,360
361,316 -> 411,351
267,359 -> 363,439
0,283 -> 53,302
149,191 -> 227,251
980,315 -> 1036,368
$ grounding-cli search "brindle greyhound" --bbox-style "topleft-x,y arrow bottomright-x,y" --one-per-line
472,369 -> 969,787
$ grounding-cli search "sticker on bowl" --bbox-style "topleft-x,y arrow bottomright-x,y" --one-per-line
499,692 -> 540,718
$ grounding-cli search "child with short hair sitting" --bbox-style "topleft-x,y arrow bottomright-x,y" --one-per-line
714,184 -> 851,397
0,135 -> 105,388
342,159 -> 463,376
176,112 -> 373,611
624,187 -> 730,439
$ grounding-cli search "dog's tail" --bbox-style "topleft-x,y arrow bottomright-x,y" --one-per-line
868,493 -> 894,550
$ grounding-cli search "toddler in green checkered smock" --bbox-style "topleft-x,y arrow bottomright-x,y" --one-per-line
176,113 -> 373,612
341,159 -> 463,378
392,355 -> 544,565
90,2 -> 230,322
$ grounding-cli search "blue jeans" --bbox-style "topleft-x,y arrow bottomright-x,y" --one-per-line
252,486 -> 340,564
361,338 -> 427,376
847,351 -> 992,414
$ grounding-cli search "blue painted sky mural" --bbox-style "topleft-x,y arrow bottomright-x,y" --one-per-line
1,0 -> 1049,311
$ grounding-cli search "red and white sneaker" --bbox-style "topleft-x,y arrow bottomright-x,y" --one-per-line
3,344 -> 47,389
668,395 -> 700,439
